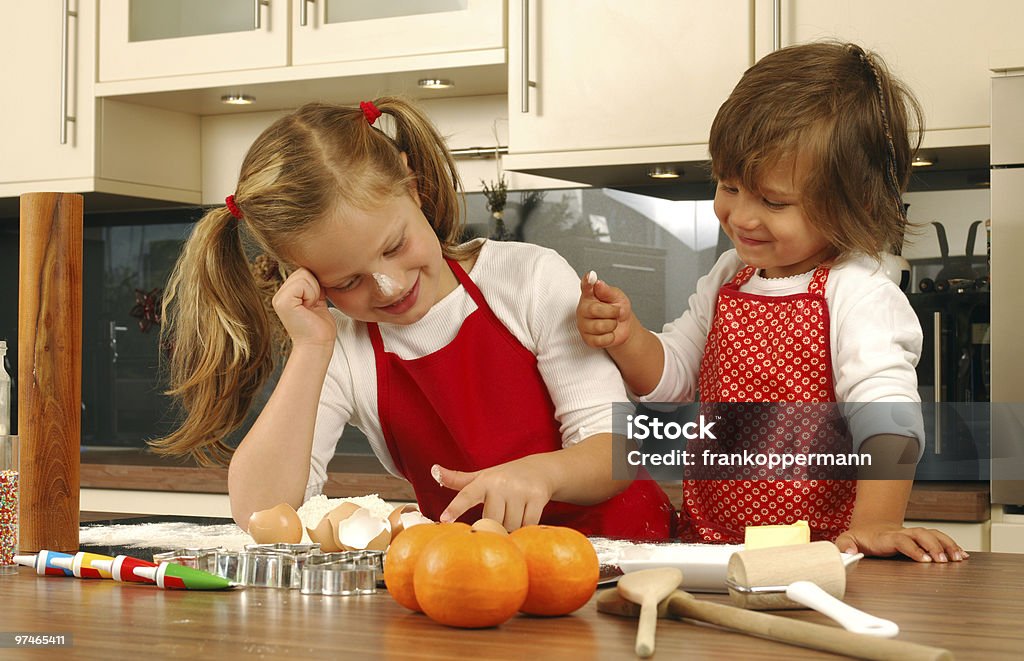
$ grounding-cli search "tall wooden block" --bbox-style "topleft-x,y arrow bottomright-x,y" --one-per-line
18,192 -> 82,553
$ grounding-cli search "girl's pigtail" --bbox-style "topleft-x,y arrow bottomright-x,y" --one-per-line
150,206 -> 276,466
374,96 -> 466,253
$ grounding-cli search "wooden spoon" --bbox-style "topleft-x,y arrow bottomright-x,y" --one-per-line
596,590 -> 953,661
616,568 -> 683,657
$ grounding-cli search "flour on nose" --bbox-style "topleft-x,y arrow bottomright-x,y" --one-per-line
373,272 -> 400,297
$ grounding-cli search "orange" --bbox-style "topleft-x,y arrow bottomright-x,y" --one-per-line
383,522 -> 469,612
508,524 -> 600,616
413,529 -> 529,628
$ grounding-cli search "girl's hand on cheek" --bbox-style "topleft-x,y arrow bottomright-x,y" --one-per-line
272,268 -> 337,348
433,458 -> 556,531
836,524 -> 969,563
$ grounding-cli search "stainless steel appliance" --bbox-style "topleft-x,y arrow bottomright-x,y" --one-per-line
990,73 -> 1024,510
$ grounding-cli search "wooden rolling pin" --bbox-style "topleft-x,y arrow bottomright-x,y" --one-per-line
597,590 -> 953,661
18,192 -> 82,553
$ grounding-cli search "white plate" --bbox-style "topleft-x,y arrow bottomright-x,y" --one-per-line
615,544 -> 862,593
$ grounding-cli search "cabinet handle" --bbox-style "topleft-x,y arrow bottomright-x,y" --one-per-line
773,0 -> 782,51
521,0 -> 530,113
60,0 -> 78,145
254,0 -> 270,30
300,0 -> 315,27
933,311 -> 942,455
611,263 -> 657,273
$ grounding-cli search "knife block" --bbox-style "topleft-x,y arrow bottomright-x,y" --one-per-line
18,192 -> 82,553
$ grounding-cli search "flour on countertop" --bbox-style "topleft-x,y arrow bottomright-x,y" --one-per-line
79,494 -> 401,552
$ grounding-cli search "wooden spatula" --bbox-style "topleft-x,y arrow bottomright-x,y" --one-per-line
616,568 -> 683,657
596,590 -> 952,661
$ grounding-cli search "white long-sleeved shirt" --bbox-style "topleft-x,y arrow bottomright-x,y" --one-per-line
639,250 -> 925,452
304,239 -> 629,501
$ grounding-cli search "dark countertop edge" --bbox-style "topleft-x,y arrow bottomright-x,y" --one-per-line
79,449 -> 992,522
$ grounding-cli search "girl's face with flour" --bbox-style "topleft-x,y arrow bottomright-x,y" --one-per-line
291,187 -> 458,325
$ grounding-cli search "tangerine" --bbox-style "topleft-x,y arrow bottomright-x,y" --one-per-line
383,522 -> 469,612
413,528 -> 529,628
508,524 -> 599,616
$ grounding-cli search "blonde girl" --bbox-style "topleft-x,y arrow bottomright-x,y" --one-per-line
153,98 -> 677,538
577,43 -> 966,562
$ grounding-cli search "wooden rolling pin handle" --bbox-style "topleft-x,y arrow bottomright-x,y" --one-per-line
667,593 -> 952,661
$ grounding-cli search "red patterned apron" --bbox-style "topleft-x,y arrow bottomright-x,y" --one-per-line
368,257 -> 678,540
681,264 -> 855,543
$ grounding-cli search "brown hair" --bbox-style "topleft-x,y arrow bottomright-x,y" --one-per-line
709,41 -> 924,257
150,97 -> 470,465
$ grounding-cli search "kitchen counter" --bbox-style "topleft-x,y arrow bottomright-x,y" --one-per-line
2,549 -> 1021,659
81,449 -> 991,522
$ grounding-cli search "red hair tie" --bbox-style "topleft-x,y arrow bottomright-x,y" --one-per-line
360,100 -> 382,125
225,194 -> 243,220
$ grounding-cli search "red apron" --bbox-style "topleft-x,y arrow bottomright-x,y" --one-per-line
682,264 -> 855,543
368,257 -> 678,540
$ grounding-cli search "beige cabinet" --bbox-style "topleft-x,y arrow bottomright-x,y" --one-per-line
98,0 -> 290,81
99,0 -> 504,84
504,0 -> 754,183
1,1 -> 201,205
292,0 -> 503,67
0,1 -> 95,190
754,0 -> 1024,141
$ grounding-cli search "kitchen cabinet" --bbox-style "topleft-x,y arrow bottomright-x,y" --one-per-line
753,0 -> 1024,145
98,0 -> 504,84
504,1 -> 755,184
98,0 -> 290,81
0,2 -> 201,206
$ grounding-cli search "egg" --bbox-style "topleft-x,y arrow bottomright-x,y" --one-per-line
306,517 -> 342,552
388,503 -> 432,540
325,501 -> 362,530
336,507 -> 392,551
248,502 -> 303,544
471,518 -> 509,535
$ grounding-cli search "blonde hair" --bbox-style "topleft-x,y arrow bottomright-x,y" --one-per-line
709,41 -> 924,257
150,97 -> 470,465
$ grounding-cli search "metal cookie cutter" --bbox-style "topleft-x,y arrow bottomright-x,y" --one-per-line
152,547 -> 224,574
301,550 -> 384,596
236,543 -> 322,589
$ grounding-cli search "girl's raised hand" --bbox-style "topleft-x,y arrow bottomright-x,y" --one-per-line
271,267 -> 337,348
835,524 -> 969,563
433,457 -> 556,531
576,272 -> 636,349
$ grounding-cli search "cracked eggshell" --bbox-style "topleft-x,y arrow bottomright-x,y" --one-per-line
471,518 -> 509,535
248,502 -> 303,544
306,517 -> 342,552
324,502 -> 362,530
388,504 -> 432,540
336,507 -> 392,551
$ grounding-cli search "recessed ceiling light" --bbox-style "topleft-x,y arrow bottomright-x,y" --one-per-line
647,166 -> 681,179
417,78 -> 454,89
912,155 -> 936,167
220,94 -> 255,105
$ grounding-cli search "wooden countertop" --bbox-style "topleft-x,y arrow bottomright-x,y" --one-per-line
80,450 -> 991,522
3,551 -> 1021,659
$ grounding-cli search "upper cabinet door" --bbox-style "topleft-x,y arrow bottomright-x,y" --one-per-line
508,0 -> 754,155
98,0 -> 289,81
291,0 -> 505,67
755,0 -> 1024,135
0,1 -> 95,189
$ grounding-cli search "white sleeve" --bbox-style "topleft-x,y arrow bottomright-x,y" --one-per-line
529,252 -> 631,446
638,251 -> 740,402
832,277 -> 925,456
303,315 -> 358,501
